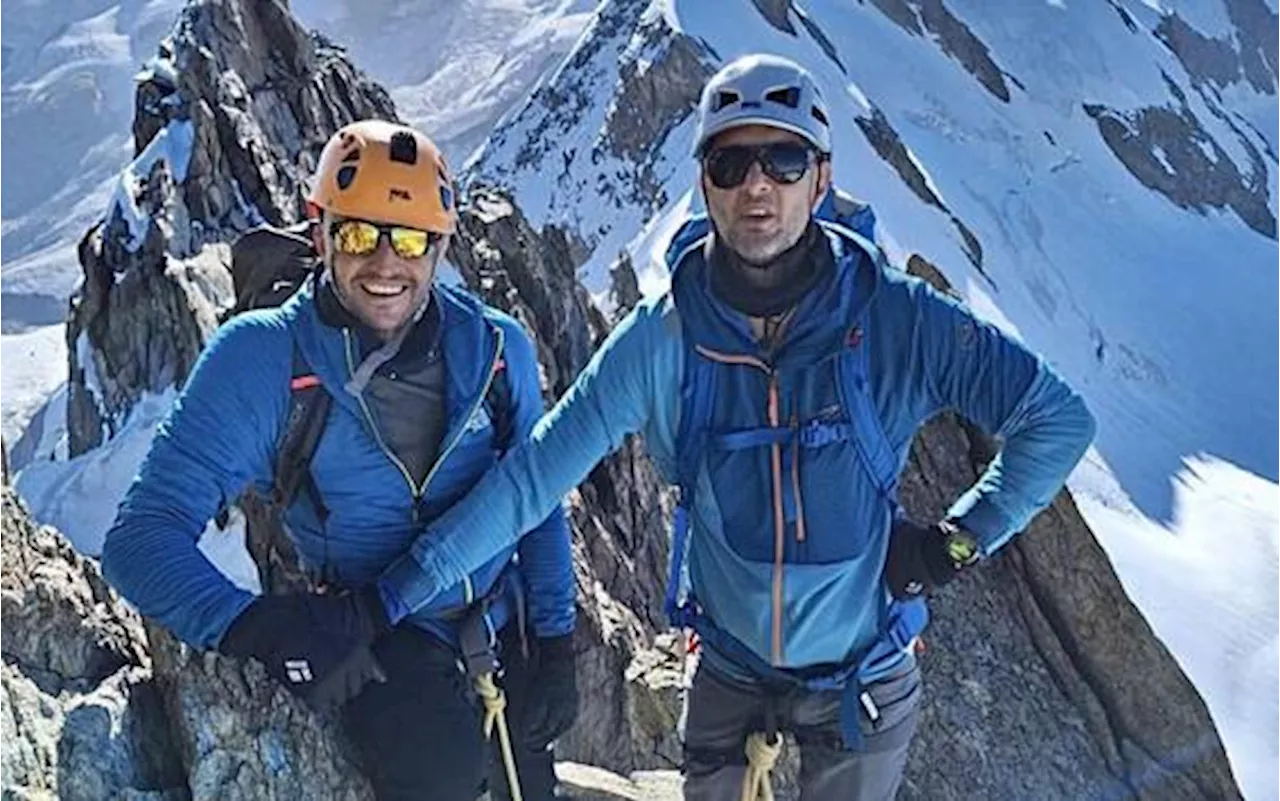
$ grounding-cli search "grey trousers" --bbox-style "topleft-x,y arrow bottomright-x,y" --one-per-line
681,658 -> 922,801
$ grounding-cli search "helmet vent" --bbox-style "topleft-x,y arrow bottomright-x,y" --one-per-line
811,105 -> 829,127
336,165 -> 357,190
388,131 -> 418,165
765,87 -> 800,108
713,90 -> 741,112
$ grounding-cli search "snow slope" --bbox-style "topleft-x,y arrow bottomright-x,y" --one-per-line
1,324 -> 68,446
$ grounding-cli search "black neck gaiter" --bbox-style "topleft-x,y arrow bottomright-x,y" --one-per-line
708,221 -> 833,318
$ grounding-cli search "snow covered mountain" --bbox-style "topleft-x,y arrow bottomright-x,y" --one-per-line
461,0 -> 1278,795
290,0 -> 595,163
2,0 -> 186,323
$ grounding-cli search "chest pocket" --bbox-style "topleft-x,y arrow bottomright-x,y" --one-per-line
693,329 -> 901,566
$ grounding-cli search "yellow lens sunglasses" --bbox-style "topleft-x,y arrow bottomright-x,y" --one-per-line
329,219 -> 441,260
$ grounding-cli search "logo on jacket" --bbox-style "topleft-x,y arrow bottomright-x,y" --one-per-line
284,658 -> 314,684
464,405 -> 492,435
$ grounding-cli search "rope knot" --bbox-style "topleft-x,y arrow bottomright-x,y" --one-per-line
741,731 -> 782,801
473,672 -> 522,801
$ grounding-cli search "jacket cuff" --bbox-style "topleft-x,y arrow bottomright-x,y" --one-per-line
535,632 -> 576,662
531,612 -> 576,639
946,489 -> 1017,556
377,556 -> 436,625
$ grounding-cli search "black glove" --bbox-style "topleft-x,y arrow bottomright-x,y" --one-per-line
220,586 -> 392,713
884,519 -> 979,600
521,634 -> 579,751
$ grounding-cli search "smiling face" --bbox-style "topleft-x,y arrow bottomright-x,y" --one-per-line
701,124 -> 832,266
316,211 -> 447,339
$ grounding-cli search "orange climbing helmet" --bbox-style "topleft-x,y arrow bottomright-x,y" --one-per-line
307,119 -> 457,234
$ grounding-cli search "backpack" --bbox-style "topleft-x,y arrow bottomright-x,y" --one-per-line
218,224 -> 514,538
661,188 -> 927,749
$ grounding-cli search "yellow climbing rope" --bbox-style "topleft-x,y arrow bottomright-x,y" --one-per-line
475,671 -> 524,801
741,731 -> 782,801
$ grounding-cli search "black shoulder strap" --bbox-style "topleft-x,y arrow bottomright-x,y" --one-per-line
484,347 -> 515,457
272,342 -> 333,521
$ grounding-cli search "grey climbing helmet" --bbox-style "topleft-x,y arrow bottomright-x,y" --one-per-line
692,54 -> 832,157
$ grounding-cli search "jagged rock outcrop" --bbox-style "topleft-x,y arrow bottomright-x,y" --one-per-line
1,485 -> 185,800
1084,86 -> 1275,240
1,486 -> 147,696
66,0 -> 397,456
142,624 -> 372,801
452,187 -> 683,772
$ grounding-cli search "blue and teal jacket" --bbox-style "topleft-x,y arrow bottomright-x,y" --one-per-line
378,222 -> 1095,677
100,278 -> 575,650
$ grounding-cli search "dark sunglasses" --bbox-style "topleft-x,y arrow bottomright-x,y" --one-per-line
702,142 -> 819,189
328,219 -> 442,260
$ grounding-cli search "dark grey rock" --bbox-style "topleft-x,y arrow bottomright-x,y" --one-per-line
868,0 -> 1012,102
1,487 -> 184,800
1084,99 -> 1275,239
144,625 -> 373,801
1,487 -> 146,696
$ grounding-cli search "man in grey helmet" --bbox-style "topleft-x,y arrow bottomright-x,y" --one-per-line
368,53 -> 1096,799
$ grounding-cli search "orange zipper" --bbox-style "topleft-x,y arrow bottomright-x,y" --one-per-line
766,373 -> 786,665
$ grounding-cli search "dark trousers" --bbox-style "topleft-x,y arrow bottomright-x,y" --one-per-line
343,625 -> 556,801
683,658 -> 922,801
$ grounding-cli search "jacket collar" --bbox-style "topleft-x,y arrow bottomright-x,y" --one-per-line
286,276 -> 499,428
670,221 -> 883,368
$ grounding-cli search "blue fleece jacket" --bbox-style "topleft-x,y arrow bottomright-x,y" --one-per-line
100,278 -> 574,649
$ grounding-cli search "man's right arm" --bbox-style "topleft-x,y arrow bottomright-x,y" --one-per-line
379,298 -> 680,622
100,317 -> 286,649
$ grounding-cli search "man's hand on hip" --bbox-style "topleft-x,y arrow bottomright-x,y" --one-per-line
884,519 -> 979,600
219,586 -> 392,713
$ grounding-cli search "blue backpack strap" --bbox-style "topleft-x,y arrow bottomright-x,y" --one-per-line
836,327 -> 898,501
665,343 -> 717,628
816,187 -> 877,241
836,321 -> 930,743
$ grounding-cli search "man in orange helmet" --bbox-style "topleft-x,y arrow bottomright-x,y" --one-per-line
101,119 -> 578,801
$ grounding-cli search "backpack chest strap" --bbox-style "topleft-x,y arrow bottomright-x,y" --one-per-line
712,420 -> 853,452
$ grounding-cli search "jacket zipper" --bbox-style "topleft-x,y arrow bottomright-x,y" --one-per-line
344,327 -> 505,606
765,372 -> 786,665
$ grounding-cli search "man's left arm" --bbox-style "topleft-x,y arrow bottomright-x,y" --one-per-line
914,283 -> 1097,555
504,324 -> 576,638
